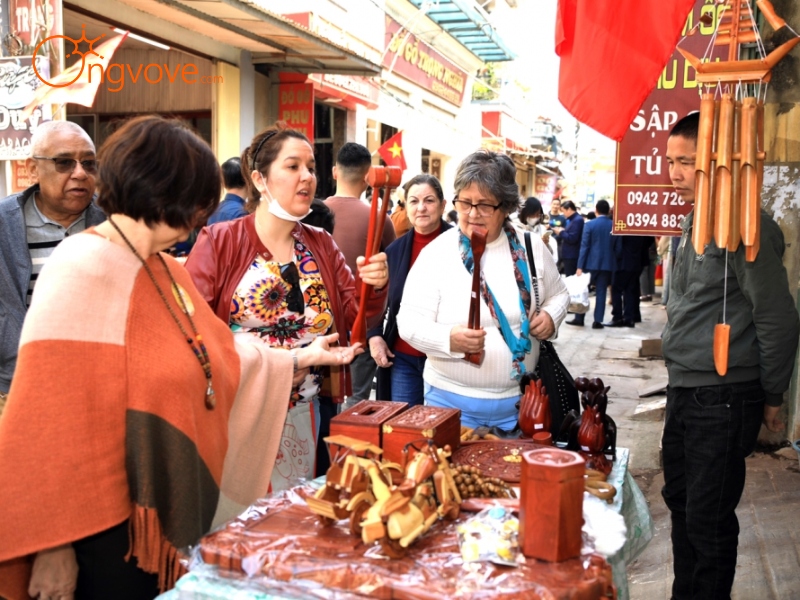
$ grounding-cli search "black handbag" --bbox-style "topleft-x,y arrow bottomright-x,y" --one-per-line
524,232 -> 581,435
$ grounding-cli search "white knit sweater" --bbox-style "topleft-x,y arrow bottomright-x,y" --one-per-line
397,226 -> 569,399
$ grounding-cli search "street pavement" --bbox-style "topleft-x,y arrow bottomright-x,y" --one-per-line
555,291 -> 800,600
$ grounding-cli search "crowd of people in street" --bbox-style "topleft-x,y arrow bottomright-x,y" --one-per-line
0,111 -> 797,600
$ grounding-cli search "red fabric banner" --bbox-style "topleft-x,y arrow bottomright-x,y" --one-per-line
377,131 -> 407,171
556,0 -> 695,141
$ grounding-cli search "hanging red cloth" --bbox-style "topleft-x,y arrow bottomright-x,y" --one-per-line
555,0 -> 695,141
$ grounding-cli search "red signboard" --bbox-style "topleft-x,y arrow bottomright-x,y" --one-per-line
383,17 -> 467,107
10,160 -> 34,192
614,1 -> 726,236
278,83 -> 314,143
10,0 -> 60,48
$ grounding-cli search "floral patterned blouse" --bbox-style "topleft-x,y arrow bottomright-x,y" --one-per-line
230,240 -> 333,405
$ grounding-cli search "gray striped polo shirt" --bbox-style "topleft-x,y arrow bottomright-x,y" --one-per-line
24,194 -> 89,306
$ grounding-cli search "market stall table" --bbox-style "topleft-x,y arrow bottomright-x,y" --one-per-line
157,448 -> 651,600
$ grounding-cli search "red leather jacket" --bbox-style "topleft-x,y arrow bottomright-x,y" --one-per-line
186,214 -> 386,402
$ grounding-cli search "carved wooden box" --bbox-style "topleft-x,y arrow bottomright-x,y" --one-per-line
329,400 -> 409,448
381,405 -> 461,464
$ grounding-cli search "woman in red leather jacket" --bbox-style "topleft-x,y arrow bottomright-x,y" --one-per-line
186,123 -> 388,486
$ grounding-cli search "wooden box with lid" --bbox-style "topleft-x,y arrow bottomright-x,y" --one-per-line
381,405 -> 461,464
329,400 -> 409,448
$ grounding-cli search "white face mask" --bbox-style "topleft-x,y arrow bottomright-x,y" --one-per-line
527,217 -> 541,226
261,183 -> 312,222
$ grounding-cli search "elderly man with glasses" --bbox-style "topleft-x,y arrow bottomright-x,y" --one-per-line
0,121 -> 104,411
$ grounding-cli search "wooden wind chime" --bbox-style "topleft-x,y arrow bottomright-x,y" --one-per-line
677,0 -> 799,376
350,165 -> 403,346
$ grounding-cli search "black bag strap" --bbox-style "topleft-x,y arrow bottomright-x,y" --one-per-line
524,232 -> 541,315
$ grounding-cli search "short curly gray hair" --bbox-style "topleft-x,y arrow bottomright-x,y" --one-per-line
453,150 -> 519,216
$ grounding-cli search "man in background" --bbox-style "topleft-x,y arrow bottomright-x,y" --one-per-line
661,112 -> 799,599
553,200 -> 583,276
547,197 -> 567,229
325,143 -> 396,404
207,157 -> 248,225
570,199 -> 615,329
0,121 -> 104,412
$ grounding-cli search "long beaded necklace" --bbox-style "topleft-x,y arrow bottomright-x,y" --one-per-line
108,217 -> 216,409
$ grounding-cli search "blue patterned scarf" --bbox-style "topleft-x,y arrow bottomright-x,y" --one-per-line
459,222 -> 532,380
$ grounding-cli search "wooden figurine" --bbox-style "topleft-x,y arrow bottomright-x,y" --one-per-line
556,377 -> 617,474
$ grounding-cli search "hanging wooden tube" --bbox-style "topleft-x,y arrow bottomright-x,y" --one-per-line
714,323 -> 731,376
740,97 -> 759,249
727,100 -> 742,252
745,101 -> 765,262
706,99 -> 721,248
756,0 -> 787,30
693,94 -> 716,254
714,94 -> 735,249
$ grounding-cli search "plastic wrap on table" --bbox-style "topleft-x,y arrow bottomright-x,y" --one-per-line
194,485 -> 616,600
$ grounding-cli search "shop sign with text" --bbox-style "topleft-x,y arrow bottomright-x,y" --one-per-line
614,0 -> 725,236
383,17 -> 467,107
279,83 -> 314,143
0,56 -> 49,160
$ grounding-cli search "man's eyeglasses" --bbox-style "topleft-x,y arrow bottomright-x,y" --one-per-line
33,156 -> 98,174
453,199 -> 501,217
280,262 -> 305,314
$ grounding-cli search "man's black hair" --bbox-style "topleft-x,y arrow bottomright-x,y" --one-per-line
561,200 -> 576,211
669,112 -> 699,143
221,157 -> 246,190
595,199 -> 610,215
336,142 -> 371,169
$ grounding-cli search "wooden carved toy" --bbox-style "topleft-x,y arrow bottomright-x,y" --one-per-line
359,440 -> 461,558
519,377 -> 551,438
306,435 -> 403,536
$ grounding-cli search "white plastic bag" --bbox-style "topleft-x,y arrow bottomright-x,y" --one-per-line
564,273 -> 591,314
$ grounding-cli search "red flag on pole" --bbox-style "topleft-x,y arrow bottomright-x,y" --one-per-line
377,131 -> 407,171
555,0 -> 695,141
22,32 -> 128,120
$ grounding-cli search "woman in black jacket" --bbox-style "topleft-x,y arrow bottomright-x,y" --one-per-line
367,174 -> 450,405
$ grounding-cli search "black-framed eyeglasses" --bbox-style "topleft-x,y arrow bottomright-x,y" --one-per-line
33,156 -> 98,174
453,199 -> 501,217
280,262 -> 305,314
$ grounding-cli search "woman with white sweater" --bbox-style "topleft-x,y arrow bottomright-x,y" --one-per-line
397,150 -> 569,429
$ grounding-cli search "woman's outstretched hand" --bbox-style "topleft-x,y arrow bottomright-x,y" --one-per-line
297,333 -> 363,368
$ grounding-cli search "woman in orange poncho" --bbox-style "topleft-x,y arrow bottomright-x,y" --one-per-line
0,116 -> 361,600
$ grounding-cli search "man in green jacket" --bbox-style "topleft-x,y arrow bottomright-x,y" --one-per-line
662,112 -> 799,599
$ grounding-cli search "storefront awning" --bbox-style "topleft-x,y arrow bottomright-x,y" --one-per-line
117,0 -> 381,75
406,0 -> 515,62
